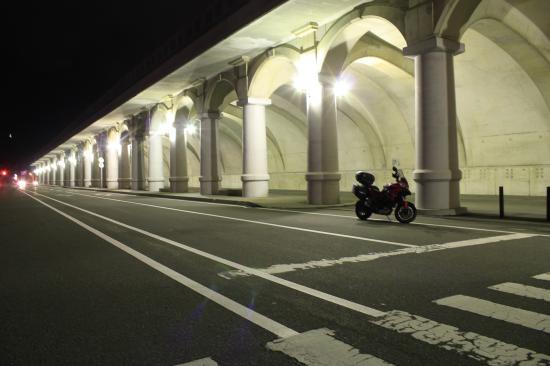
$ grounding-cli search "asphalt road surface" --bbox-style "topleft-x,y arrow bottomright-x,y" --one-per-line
2,185 -> 549,366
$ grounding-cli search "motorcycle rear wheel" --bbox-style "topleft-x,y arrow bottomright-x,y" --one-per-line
395,203 -> 417,223
355,201 -> 372,220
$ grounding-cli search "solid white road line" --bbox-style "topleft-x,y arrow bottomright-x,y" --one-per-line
266,328 -> 394,366
22,190 -> 298,338
371,310 -> 550,366
489,282 -> 550,302
219,233 -> 535,279
533,272 -> 550,281
175,357 -> 218,366
258,207 -> 550,237
44,189 -> 416,248
434,295 -> 550,333
20,190 -> 298,339
29,190 -> 387,318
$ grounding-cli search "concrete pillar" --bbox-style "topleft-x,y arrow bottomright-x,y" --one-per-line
50,160 -> 56,185
118,131 -> 131,189
404,36 -> 466,214
90,142 -> 100,187
129,117 -> 146,191
148,132 -> 164,192
68,150 -> 76,187
170,119 -> 189,192
84,142 -> 93,187
306,77 -> 341,205
239,98 -> 270,198
98,133 -> 107,188
106,129 -> 119,189
58,155 -> 65,186
200,112 -> 221,195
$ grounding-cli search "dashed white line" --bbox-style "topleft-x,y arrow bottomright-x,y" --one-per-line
175,357 -> 218,366
533,272 -> 550,281
219,233 -> 535,279
434,295 -> 550,333
489,282 -> 550,302
267,328 -> 394,366
21,190 -> 298,339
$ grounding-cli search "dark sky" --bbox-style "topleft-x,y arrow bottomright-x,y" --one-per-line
1,1 -> 228,171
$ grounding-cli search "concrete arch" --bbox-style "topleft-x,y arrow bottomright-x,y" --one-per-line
342,32 -> 413,76
248,46 -> 301,99
174,94 -> 196,121
317,3 -> 407,78
437,0 -> 550,60
205,74 -> 237,112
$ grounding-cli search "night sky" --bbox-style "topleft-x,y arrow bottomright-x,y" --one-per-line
1,1 -> 242,171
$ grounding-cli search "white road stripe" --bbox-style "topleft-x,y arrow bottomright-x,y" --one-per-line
29,190 -> 387,318
45,189 -> 415,248
21,190 -> 298,339
219,233 -> 535,279
489,282 -> 550,302
372,310 -> 550,366
175,357 -> 218,366
267,328 -> 394,366
434,295 -> 550,333
533,272 -> 550,281
47,187 -> 550,238
258,207 -> 550,237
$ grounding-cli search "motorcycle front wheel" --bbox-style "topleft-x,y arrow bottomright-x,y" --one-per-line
355,201 -> 372,220
395,202 -> 417,223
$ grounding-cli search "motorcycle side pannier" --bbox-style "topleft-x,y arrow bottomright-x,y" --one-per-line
355,171 -> 375,186
352,183 -> 368,199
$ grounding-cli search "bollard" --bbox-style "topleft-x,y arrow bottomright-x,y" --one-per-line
547,186 -> 549,221
499,186 -> 504,219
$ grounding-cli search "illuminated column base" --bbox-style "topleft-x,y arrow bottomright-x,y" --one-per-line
404,36 -> 466,215
131,135 -> 146,190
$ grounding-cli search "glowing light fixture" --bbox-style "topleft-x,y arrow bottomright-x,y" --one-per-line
334,78 -> 351,97
18,180 -> 26,189
184,124 -> 197,136
293,54 -> 319,95
69,156 -> 77,165
169,127 -> 176,142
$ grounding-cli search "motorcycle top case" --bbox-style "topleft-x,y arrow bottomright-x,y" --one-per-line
355,171 -> 375,186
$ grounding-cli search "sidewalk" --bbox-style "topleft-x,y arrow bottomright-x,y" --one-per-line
60,186 -> 548,221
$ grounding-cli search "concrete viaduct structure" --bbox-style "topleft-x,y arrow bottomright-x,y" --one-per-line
32,0 -> 549,214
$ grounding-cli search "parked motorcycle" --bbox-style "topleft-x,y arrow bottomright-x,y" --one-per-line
352,167 -> 417,223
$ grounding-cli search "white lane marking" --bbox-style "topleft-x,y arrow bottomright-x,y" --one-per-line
46,187 -> 550,238
39,189 -> 416,248
259,207 -> 550,237
29,190 -> 387,318
267,328 -> 394,366
175,357 -> 218,366
533,272 -> 550,281
372,310 -> 550,366
434,295 -> 550,333
489,282 -> 550,302
219,233 -> 536,279
21,190 -> 298,339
